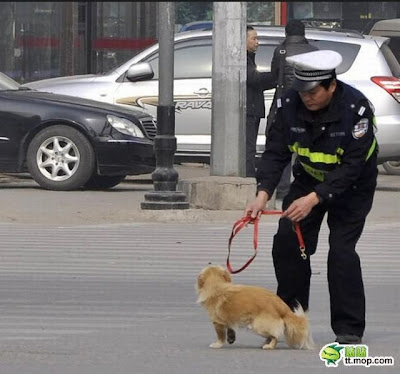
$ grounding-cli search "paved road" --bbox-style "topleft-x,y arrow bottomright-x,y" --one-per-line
0,221 -> 398,373
0,166 -> 398,373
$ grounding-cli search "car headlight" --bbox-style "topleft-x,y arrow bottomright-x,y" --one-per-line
107,115 -> 145,138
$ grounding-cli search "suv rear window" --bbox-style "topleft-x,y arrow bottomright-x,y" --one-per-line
257,38 -> 360,75
308,40 -> 360,74
380,43 -> 400,77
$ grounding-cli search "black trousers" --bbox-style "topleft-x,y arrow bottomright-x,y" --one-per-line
246,115 -> 260,178
272,172 -> 377,337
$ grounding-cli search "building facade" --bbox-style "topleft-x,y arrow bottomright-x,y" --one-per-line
0,2 -> 158,83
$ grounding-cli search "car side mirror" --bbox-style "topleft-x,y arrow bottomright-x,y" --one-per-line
126,62 -> 154,82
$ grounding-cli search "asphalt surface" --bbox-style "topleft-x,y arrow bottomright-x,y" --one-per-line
0,221 -> 398,373
0,165 -> 398,373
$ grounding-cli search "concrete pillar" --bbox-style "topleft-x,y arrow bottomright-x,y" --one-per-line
211,2 -> 247,177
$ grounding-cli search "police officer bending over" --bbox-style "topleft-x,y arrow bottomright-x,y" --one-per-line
245,50 -> 378,345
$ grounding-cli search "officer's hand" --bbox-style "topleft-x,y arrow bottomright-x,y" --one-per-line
245,191 -> 269,219
282,192 -> 319,222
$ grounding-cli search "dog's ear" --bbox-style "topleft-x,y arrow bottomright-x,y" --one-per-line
197,273 -> 205,289
223,269 -> 232,283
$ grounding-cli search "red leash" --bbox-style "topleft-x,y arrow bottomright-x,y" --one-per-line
226,210 -> 307,274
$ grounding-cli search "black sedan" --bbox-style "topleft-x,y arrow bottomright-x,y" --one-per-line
0,72 -> 156,190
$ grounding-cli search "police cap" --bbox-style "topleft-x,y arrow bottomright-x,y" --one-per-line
286,50 -> 343,92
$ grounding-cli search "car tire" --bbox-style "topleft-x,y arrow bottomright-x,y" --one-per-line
27,125 -> 95,190
84,175 -> 126,190
382,161 -> 400,175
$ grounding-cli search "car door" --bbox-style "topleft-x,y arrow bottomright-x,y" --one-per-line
114,38 -> 213,156
0,96 -> 38,170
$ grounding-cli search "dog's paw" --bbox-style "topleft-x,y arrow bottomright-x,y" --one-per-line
262,343 -> 275,350
262,337 -> 277,350
209,342 -> 224,349
227,328 -> 236,344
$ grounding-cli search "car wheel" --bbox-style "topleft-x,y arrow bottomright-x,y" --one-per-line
27,125 -> 95,190
382,161 -> 400,175
84,175 -> 126,190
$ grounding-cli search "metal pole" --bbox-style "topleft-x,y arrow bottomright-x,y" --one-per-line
141,2 -> 189,210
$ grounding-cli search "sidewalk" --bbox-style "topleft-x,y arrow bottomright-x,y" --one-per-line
0,164 -> 399,226
127,163 -> 400,191
2,164 -> 399,191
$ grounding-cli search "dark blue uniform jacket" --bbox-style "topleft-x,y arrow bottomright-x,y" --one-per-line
256,80 -> 378,203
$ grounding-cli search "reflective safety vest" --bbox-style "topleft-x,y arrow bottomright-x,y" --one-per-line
279,85 -> 378,182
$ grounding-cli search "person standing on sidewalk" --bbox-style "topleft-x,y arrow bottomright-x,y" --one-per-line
245,50 -> 378,344
267,20 -> 318,199
246,25 -> 275,178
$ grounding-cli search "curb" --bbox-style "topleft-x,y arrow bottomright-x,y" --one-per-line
376,185 -> 400,192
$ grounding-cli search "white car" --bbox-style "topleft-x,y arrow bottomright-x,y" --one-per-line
24,27 -> 400,167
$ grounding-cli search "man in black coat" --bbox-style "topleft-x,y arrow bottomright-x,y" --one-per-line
246,26 -> 275,178
267,20 -> 318,198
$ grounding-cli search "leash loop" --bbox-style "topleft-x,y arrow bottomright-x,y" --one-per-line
227,210 -> 306,274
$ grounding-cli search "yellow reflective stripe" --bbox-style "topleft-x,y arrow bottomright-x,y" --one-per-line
299,138 -> 376,181
289,142 -> 339,164
300,162 -> 327,182
366,137 -> 377,161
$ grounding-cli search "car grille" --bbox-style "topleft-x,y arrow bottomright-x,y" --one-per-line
139,117 -> 157,140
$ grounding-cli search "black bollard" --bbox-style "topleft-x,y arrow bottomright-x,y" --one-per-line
141,2 -> 188,210
141,106 -> 189,210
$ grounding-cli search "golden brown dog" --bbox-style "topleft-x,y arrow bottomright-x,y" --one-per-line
195,265 -> 314,350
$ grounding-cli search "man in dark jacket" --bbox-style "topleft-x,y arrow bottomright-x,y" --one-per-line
245,50 -> 378,345
267,20 -> 318,198
246,26 -> 275,177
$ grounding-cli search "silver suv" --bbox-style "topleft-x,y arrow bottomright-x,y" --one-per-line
24,27 -> 400,166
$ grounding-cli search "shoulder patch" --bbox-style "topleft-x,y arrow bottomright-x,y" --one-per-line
352,118 -> 369,139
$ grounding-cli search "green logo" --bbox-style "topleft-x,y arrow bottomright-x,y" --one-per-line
320,343 -> 344,367
320,343 -> 394,367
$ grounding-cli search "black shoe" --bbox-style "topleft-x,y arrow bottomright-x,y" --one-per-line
335,334 -> 362,344
227,328 -> 236,344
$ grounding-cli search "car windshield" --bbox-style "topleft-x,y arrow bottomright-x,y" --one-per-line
0,72 -> 20,91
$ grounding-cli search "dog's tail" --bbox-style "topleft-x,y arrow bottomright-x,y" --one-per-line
283,303 -> 314,350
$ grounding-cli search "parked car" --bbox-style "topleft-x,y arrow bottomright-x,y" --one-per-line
23,27 -> 400,169
0,71 -> 156,191
369,18 -> 400,175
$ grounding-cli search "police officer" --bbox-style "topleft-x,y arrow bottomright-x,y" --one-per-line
245,50 -> 378,345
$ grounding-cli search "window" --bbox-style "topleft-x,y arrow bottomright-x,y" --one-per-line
308,40 -> 361,74
257,40 -> 284,71
145,42 -> 213,80
313,2 -> 342,20
368,3 -> 397,19
380,43 -> 400,77
293,2 -> 313,19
